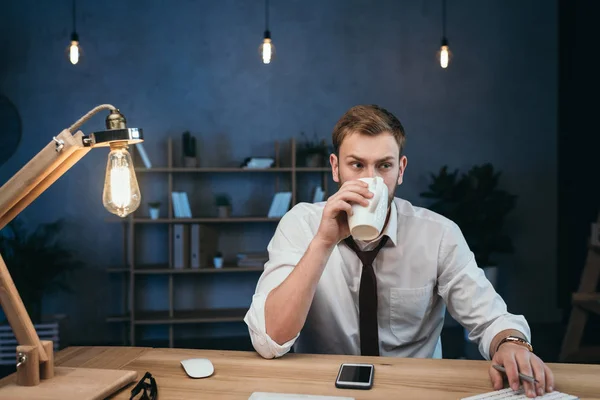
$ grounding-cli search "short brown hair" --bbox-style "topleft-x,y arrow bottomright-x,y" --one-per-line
332,104 -> 406,155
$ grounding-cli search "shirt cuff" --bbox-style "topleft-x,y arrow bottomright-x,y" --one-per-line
477,314 -> 531,360
244,292 -> 298,359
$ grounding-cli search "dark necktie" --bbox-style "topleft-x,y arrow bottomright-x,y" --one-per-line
343,235 -> 389,356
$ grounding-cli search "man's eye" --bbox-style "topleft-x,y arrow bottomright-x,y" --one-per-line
379,163 -> 392,169
351,162 -> 363,169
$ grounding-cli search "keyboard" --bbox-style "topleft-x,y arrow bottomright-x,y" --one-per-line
249,393 -> 355,400
461,387 -> 578,400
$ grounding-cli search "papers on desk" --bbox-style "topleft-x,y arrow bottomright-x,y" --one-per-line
461,387 -> 578,400
249,393 -> 355,400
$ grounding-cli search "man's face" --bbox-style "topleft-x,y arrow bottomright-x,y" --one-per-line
330,131 -> 407,205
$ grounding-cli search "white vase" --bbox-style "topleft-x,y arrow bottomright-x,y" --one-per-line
213,257 -> 223,268
149,208 -> 160,220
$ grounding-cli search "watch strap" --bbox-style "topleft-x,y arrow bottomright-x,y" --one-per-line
496,335 -> 533,353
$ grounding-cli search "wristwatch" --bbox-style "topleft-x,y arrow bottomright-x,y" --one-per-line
496,335 -> 533,353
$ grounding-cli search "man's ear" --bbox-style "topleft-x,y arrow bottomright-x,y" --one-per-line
397,155 -> 408,185
330,153 -> 340,183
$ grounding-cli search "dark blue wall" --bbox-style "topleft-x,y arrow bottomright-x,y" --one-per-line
0,0 -> 558,344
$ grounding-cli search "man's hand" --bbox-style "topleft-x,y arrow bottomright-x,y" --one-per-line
315,180 -> 372,247
489,343 -> 555,398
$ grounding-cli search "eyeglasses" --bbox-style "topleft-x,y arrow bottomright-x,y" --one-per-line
129,371 -> 158,400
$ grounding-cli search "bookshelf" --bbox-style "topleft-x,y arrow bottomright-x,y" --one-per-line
106,137 -> 332,347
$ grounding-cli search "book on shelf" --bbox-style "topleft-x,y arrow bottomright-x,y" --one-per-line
267,192 -> 292,218
237,252 -> 268,267
172,191 -> 192,218
312,186 -> 325,203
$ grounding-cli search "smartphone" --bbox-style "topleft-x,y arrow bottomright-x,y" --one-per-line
335,363 -> 374,390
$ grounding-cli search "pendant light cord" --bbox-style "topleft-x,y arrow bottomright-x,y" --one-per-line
442,0 -> 446,38
265,0 -> 269,32
72,0 -> 77,33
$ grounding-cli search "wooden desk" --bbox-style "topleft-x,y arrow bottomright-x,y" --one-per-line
1,346 -> 599,399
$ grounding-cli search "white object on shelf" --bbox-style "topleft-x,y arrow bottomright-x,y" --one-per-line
268,192 -> 292,218
172,192 -> 192,218
213,257 -> 223,268
149,207 -> 160,220
136,143 -> 152,168
312,186 -> 325,203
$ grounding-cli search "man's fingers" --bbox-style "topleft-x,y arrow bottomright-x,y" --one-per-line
329,199 -> 352,216
336,191 -> 370,207
339,182 -> 373,196
341,180 -> 369,188
515,352 -> 535,398
503,355 -> 521,392
531,357 -> 546,396
544,364 -> 555,393
488,365 -> 504,390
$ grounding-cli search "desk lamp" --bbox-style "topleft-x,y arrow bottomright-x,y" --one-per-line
0,104 -> 142,399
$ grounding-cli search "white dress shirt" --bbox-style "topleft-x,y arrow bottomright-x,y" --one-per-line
244,197 -> 530,360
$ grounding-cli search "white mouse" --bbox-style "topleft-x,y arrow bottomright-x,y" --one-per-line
180,358 -> 214,378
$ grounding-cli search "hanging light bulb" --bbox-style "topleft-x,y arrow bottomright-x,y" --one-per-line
102,143 -> 141,217
259,0 -> 275,64
259,31 -> 275,64
437,0 -> 452,69
66,0 -> 82,65
437,38 -> 452,69
68,32 -> 81,65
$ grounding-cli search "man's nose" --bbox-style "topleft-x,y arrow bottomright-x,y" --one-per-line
363,166 -> 378,178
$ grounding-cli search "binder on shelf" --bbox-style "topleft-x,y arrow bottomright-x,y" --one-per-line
173,224 -> 190,268
190,224 -> 201,268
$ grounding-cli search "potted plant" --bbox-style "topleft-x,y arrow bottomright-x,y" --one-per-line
420,164 -> 517,342
182,131 -> 197,167
215,194 -> 231,218
213,251 -> 223,269
0,218 -> 83,349
148,201 -> 161,220
420,163 -> 517,286
297,132 -> 330,168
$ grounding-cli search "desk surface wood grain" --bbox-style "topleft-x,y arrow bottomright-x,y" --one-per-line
2,346 -> 600,399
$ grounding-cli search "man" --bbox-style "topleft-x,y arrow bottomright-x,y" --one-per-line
244,105 -> 553,398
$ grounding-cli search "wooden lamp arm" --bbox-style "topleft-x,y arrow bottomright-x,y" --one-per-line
0,129 -> 92,362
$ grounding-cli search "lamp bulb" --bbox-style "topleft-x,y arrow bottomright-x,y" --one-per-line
69,41 -> 80,65
259,38 -> 275,64
437,43 -> 452,69
102,144 -> 141,217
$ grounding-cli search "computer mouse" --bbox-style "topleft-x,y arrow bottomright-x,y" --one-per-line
180,358 -> 214,378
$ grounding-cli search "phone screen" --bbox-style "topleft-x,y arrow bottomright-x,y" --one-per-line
338,365 -> 373,383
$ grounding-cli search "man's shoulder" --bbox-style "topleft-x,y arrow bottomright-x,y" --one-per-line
393,197 -> 457,231
279,201 -> 324,227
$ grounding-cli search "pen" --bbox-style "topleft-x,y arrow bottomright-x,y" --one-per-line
492,364 -> 539,384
